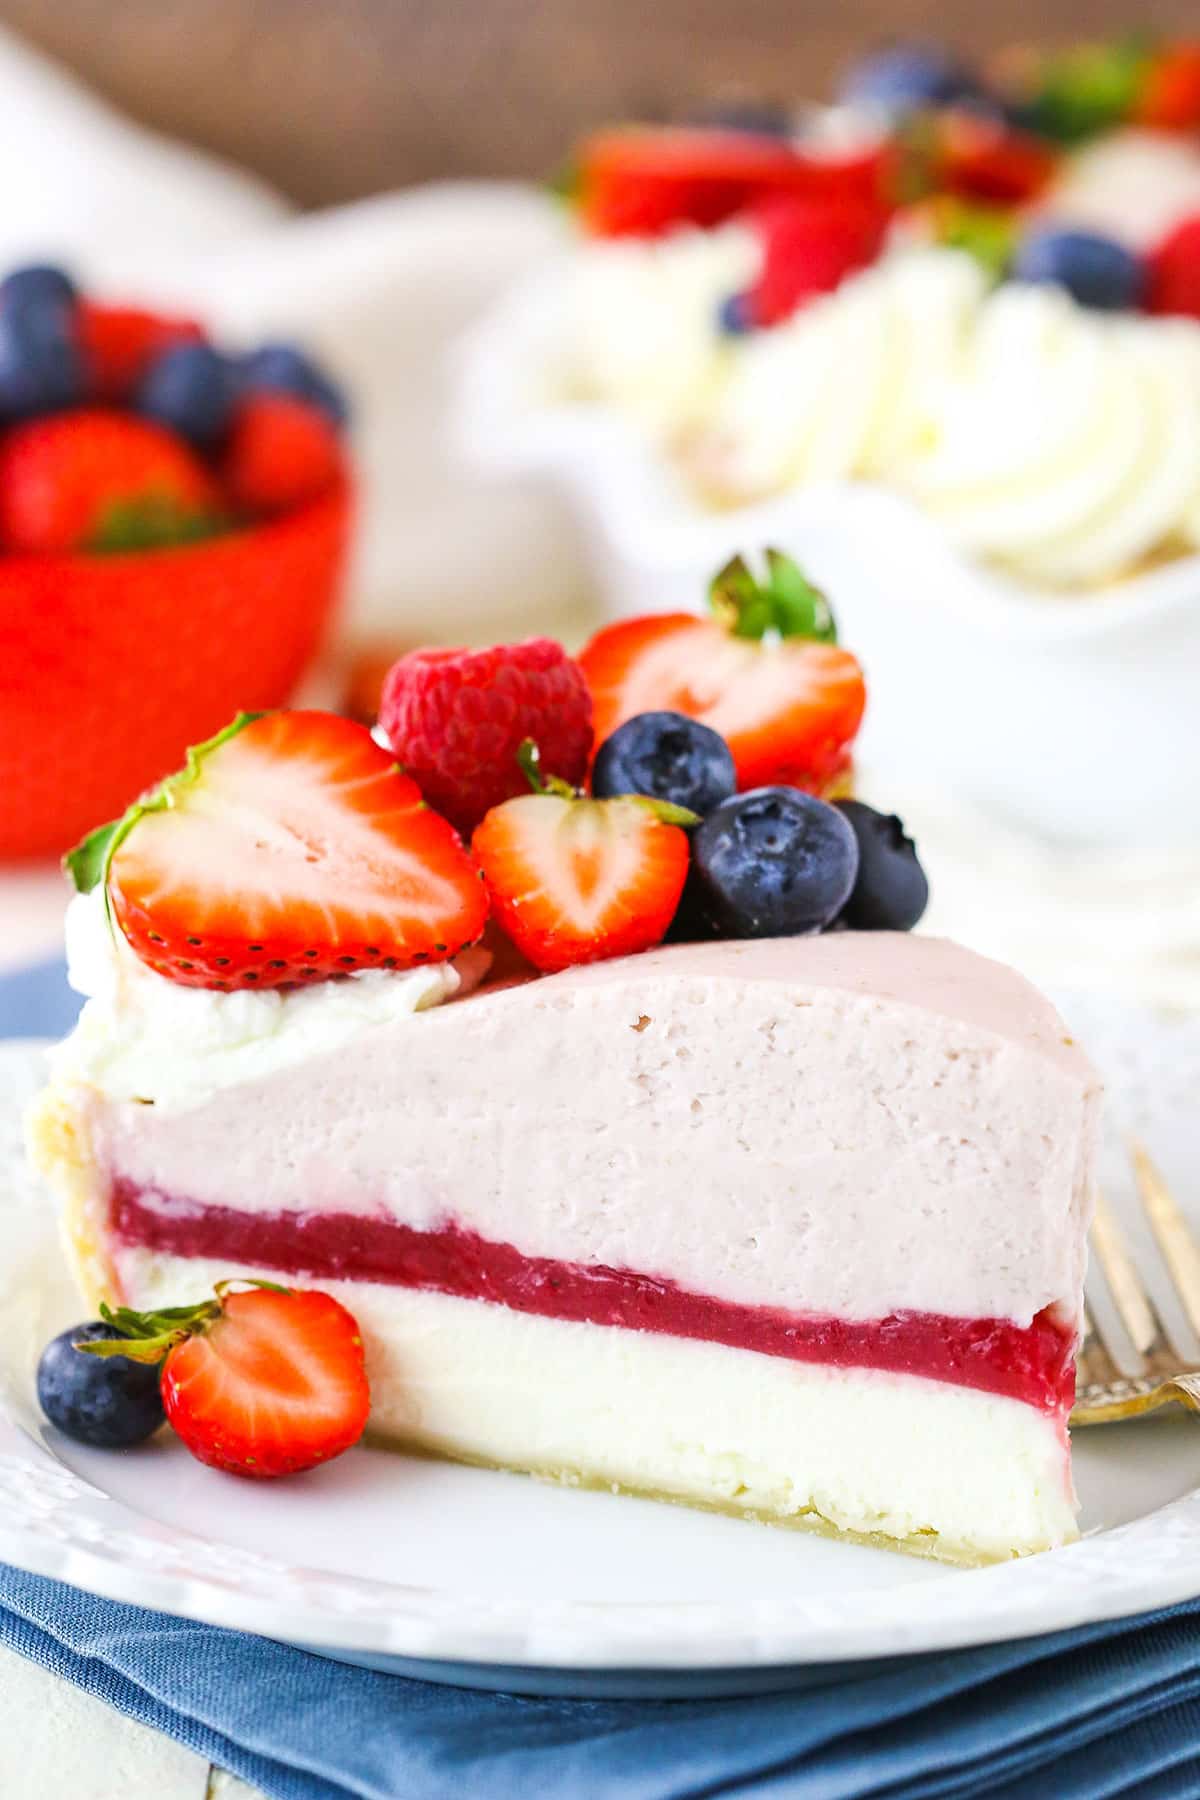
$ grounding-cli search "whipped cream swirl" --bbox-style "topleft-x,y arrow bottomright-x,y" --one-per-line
689,249 -> 985,500
550,226 -> 1200,588
560,223 -> 757,440
903,285 -> 1200,587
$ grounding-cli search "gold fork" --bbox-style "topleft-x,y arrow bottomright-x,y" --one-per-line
1073,1141 -> 1200,1424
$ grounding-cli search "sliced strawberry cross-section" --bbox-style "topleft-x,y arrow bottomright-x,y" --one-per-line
67,710 -> 489,989
579,551 -> 866,796
81,1281 -> 371,1479
472,744 -> 693,973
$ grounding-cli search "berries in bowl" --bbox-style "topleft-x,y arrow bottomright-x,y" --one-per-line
0,264 -> 353,861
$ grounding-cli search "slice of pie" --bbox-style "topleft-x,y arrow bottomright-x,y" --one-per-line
32,909 -> 1098,1564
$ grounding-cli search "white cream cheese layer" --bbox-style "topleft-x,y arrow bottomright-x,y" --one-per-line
114,1250 -> 1080,1563
54,888 -> 488,1110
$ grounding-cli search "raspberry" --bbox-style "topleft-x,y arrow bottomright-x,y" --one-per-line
380,640 -> 593,835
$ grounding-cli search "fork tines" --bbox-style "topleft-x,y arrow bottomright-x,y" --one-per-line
1085,1140 -> 1200,1377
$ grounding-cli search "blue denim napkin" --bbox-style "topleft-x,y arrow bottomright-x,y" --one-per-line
6,963 -> 1200,1795
1,1566 -> 1199,1799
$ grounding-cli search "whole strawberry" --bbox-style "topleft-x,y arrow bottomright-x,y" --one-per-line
0,406 -> 220,553
222,393 -> 345,516
580,550 -> 865,797
381,639 -> 593,836
77,302 -> 207,403
77,1280 -> 370,1479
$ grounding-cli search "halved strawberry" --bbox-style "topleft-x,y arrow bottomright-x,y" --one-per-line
579,552 -> 866,795
577,126 -> 894,238
471,744 -> 693,973
82,1281 -> 370,1479
66,710 -> 489,989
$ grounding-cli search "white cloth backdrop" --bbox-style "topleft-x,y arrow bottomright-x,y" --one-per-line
0,24 -> 591,647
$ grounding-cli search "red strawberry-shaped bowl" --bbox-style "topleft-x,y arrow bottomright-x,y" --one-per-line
0,482 -> 352,860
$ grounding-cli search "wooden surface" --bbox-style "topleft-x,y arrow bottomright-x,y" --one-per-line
0,1643 -> 261,1800
2,0 -> 1199,206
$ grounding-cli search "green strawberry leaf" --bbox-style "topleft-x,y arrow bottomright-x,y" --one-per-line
64,819 -> 122,897
88,492 -> 230,554
709,549 -> 838,644
64,711 -> 266,897
932,200 -> 1017,281
626,796 -> 702,829
516,737 -> 579,800
77,1279 -> 292,1364
1019,39 -> 1149,142
546,156 -> 582,206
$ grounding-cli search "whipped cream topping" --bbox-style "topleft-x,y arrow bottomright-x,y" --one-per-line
548,229 -> 1200,587
902,285 -> 1200,586
689,249 -> 985,500
560,223 -> 757,439
54,888 -> 490,1110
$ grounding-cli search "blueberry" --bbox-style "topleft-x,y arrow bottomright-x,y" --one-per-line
137,341 -> 241,449
839,44 -> 977,116
1012,229 -> 1144,312
691,787 -> 859,938
37,1321 -> 164,1450
0,268 -> 83,420
593,712 -> 736,817
717,291 -> 757,335
834,800 -> 929,931
239,342 -> 348,426
0,264 -> 78,312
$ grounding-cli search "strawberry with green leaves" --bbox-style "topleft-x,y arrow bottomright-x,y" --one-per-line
79,1280 -> 370,1478
0,407 -> 223,554
579,550 -> 866,796
472,742 -> 694,973
68,710 -> 489,989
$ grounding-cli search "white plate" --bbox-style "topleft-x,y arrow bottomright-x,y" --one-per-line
2,1010 -> 1199,1699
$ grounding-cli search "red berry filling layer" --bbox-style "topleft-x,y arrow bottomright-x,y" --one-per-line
110,1181 -> 1077,1416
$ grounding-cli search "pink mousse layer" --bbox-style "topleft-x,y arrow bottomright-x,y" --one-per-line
110,1181 -> 1077,1416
